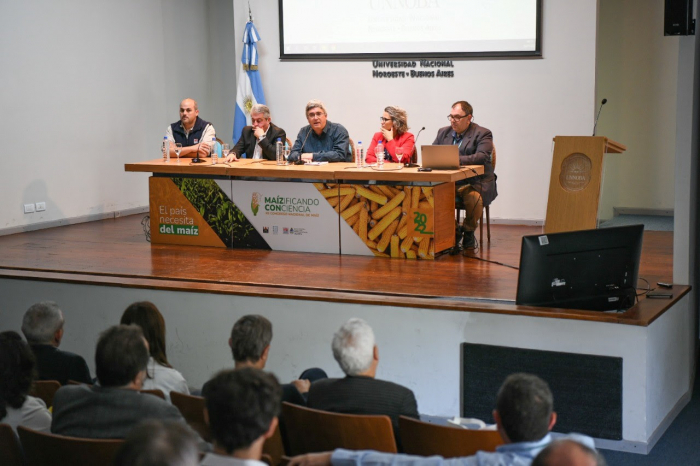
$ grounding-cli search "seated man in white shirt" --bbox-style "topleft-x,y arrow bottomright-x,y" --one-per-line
289,373 -> 597,466
200,368 -> 282,465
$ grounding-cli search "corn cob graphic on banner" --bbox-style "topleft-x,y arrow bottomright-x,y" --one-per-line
314,183 -> 436,260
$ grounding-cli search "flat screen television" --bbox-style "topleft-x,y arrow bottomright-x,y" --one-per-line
515,225 -> 644,311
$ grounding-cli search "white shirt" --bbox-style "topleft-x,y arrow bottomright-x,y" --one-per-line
165,124 -> 216,148
252,127 -> 270,159
141,357 -> 190,403
1,395 -> 52,435
200,454 -> 268,466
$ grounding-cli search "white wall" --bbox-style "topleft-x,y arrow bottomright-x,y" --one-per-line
596,0 -> 679,221
233,0 -> 598,223
0,0 -> 235,232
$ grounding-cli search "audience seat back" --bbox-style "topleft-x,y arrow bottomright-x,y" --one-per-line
398,416 -> 503,458
0,423 -> 24,466
170,391 -> 211,442
29,380 -> 61,408
139,388 -> 166,399
281,402 -> 397,456
17,426 -> 123,466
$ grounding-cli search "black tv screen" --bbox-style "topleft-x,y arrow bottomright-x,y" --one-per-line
516,225 -> 644,312
279,0 -> 542,59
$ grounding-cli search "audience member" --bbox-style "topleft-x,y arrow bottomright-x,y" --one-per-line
293,373 -> 595,466
51,325 -> 185,439
288,100 -> 351,163
113,419 -> 200,466
21,301 -> 92,385
201,368 -> 281,465
0,331 -> 52,435
202,314 -> 322,405
120,301 -> 189,402
532,439 -> 606,466
306,318 -> 419,450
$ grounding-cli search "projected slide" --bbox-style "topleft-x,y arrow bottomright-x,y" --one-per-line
280,0 -> 541,58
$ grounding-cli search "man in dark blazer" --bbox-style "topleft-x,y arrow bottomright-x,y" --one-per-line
226,104 -> 287,161
433,100 -> 497,250
306,318 -> 419,451
21,301 -> 92,385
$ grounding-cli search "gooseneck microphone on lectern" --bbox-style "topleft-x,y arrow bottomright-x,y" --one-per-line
191,124 -> 211,163
592,98 -> 607,136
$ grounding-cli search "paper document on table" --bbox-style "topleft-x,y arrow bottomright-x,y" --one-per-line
306,161 -> 329,165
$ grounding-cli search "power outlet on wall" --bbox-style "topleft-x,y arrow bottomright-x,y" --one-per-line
23,203 -> 35,214
36,202 -> 46,212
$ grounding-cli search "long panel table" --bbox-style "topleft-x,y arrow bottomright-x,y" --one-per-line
125,159 -> 483,259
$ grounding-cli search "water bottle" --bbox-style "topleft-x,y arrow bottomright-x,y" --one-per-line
356,141 -> 364,168
210,137 -> 217,164
162,136 -> 169,162
276,138 -> 284,165
376,140 -> 384,167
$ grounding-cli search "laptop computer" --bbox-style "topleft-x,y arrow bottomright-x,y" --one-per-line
421,145 -> 461,170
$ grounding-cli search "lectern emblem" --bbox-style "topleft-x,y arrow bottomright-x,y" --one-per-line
559,153 -> 592,192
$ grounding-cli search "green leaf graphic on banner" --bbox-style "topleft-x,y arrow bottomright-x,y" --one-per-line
252,203 -> 259,216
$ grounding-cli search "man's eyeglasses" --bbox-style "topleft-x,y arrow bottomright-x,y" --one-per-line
379,117 -> 392,123
447,114 -> 469,122
308,112 -> 325,118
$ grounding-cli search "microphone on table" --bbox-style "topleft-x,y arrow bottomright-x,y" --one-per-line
407,126 -> 425,167
592,98 -> 607,136
191,124 -> 211,164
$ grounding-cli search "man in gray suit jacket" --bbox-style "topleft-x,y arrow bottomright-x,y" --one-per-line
307,318 -> 419,451
433,101 -> 497,250
51,325 -> 185,439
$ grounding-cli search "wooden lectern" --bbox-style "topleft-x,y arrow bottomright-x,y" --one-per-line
544,136 -> 626,234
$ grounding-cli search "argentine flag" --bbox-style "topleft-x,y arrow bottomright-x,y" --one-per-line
233,21 -> 266,145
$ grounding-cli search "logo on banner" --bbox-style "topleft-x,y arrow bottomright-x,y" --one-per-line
283,228 -> 289,234
251,192 -> 261,216
262,226 -> 269,233
273,226 -> 278,234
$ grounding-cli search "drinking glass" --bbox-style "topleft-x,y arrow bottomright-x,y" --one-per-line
174,143 -> 182,163
395,147 -> 404,165
221,144 -> 230,161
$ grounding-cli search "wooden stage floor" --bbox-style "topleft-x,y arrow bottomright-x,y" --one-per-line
0,214 -> 681,326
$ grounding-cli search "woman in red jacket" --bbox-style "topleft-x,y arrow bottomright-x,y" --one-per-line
366,106 -> 415,164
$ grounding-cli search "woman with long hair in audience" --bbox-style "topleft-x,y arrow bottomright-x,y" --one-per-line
120,301 -> 189,402
0,330 -> 52,434
365,105 -> 415,164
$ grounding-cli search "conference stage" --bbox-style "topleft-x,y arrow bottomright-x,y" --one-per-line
0,215 -> 691,454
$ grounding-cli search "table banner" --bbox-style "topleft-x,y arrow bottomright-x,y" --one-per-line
229,180 -> 340,254
332,183 -> 435,260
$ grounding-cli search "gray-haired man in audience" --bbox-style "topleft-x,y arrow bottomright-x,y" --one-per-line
532,439 -> 606,466
292,373 -> 597,466
21,301 -> 92,385
306,318 -> 419,450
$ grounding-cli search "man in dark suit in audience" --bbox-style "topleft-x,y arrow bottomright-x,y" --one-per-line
306,318 -> 419,450
200,368 -> 282,465
225,104 -> 286,161
202,314 -> 320,405
21,301 -> 92,385
291,373 -> 597,466
51,325 -> 186,439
